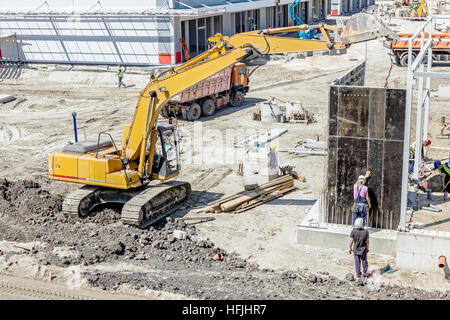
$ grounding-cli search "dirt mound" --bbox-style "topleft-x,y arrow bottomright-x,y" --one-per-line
0,179 -> 250,270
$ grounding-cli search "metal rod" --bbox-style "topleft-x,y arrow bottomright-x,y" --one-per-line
413,73 -> 424,181
72,111 -> 78,143
399,37 -> 415,231
413,39 -> 425,181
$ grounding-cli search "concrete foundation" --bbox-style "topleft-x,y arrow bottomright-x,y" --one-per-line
297,200 -> 450,272
297,224 -> 398,256
397,229 -> 450,272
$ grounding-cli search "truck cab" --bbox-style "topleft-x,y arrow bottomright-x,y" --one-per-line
232,63 -> 249,89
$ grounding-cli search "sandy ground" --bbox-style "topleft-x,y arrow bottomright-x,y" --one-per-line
0,16 -> 449,298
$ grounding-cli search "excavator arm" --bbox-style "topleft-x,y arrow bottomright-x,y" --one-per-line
123,46 -> 255,179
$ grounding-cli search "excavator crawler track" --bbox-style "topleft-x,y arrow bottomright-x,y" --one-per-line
121,181 -> 191,228
61,181 -> 191,228
62,185 -> 101,218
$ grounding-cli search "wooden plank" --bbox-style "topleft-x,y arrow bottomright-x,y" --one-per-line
234,186 -> 297,213
220,181 -> 293,212
207,175 -> 292,206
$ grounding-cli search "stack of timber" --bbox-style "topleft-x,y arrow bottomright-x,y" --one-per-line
200,175 -> 296,214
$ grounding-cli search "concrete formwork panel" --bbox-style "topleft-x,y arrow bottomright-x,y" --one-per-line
327,86 -> 406,230
297,224 -> 398,256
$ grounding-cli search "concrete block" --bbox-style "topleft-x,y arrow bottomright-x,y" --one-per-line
0,94 -> 16,104
297,223 -> 398,256
396,229 -> 450,272
269,54 -> 284,61
313,50 -> 329,56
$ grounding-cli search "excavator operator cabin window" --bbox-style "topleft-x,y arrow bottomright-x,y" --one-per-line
162,128 -> 179,175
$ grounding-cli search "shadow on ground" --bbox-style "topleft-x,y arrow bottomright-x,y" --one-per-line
0,63 -> 23,80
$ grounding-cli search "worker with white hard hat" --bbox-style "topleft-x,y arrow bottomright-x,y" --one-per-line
349,217 -> 370,278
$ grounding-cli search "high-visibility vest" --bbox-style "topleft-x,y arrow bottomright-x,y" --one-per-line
118,67 -> 124,78
439,162 -> 450,178
409,142 -> 416,158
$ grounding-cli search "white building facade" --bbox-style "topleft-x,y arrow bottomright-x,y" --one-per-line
0,0 -> 371,66
329,0 -> 375,16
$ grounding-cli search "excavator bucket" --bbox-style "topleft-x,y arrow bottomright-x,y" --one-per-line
339,13 -> 399,45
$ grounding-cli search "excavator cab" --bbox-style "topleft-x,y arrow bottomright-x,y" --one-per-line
151,124 -> 181,180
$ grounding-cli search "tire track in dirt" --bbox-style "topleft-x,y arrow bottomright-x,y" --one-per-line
0,281 -> 94,300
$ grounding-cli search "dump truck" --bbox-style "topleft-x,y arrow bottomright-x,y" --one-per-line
385,32 -> 450,66
161,62 -> 249,120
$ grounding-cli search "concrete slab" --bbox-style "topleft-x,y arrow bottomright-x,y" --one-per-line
312,50 -> 329,56
297,223 -> 398,256
397,229 -> 450,272
0,94 -> 16,104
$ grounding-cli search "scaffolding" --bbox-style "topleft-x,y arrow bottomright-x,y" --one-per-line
399,16 -> 450,231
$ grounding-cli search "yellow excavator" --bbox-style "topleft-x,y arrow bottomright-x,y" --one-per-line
48,13 -> 397,228
400,0 -> 429,18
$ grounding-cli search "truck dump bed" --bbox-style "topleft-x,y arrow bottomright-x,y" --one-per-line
169,67 -> 232,103
387,33 -> 450,51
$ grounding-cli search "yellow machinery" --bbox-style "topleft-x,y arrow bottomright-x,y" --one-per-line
400,0 -> 429,18
48,13 -> 397,228
410,0 -> 428,18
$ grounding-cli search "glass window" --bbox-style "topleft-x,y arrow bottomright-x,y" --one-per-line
234,12 -> 241,33
206,16 -> 212,38
213,15 -> 222,34
198,18 -> 207,53
188,19 -> 197,56
162,130 -> 178,174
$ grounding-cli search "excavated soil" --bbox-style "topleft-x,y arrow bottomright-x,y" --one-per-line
0,179 -> 449,299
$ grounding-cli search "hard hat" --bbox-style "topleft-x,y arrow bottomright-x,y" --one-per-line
357,175 -> 366,183
434,161 -> 442,170
271,144 -> 277,150
424,139 -> 431,146
354,217 -> 364,229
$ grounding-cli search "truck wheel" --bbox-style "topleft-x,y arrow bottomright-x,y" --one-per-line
161,106 -> 170,118
400,52 -> 416,67
181,109 -> 187,120
230,91 -> 245,107
201,99 -> 216,117
187,103 -> 201,121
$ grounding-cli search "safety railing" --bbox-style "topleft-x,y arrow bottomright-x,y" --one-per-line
399,16 -> 450,231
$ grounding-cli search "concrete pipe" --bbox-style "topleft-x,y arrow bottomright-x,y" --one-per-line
439,256 -> 447,269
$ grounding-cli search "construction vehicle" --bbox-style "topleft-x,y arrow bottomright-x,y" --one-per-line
398,0 -> 429,18
48,13 -> 397,228
161,62 -> 249,120
289,0 -> 315,39
385,32 -> 450,66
